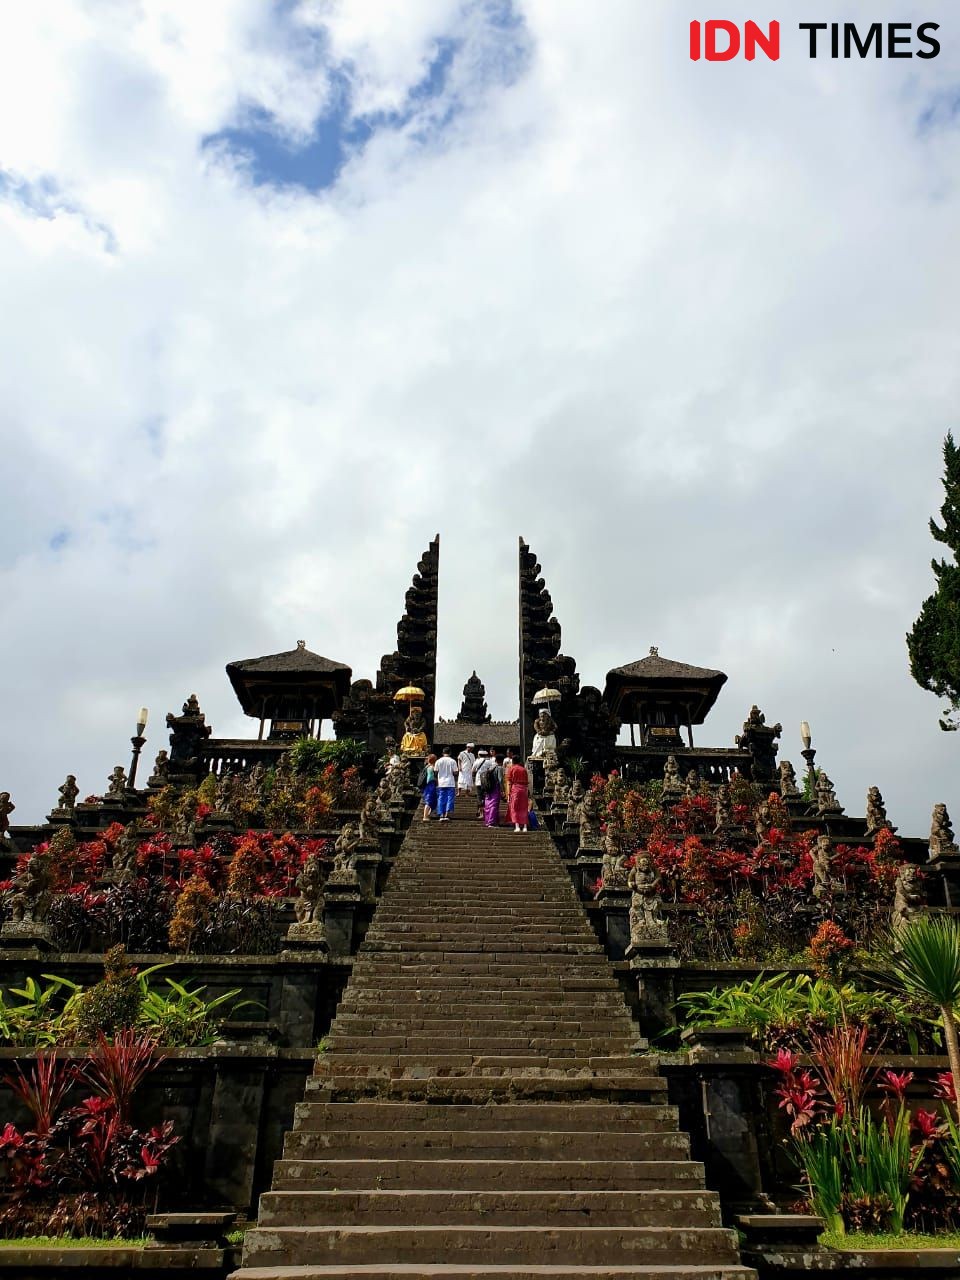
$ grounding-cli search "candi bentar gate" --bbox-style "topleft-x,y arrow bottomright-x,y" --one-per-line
1,535 -> 958,1278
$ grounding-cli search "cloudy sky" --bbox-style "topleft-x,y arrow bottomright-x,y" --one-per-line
2,1 -> 959,832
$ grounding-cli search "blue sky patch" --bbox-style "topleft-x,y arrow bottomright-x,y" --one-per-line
202,1 -> 530,194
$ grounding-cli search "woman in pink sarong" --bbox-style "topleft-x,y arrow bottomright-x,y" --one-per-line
506,762 -> 529,832
477,754 -> 502,827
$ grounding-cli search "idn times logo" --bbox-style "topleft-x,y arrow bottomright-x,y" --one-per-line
689,19 -> 941,61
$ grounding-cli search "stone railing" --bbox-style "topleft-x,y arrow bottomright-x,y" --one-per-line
200,738 -> 290,776
611,746 -> 754,786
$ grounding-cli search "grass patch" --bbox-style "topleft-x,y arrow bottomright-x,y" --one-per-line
226,1228 -> 246,1244
0,1236 -> 152,1248
821,1230 -> 960,1251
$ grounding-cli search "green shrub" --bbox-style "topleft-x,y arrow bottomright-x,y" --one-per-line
289,737 -> 365,777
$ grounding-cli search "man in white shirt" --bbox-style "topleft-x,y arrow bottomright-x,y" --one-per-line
435,747 -> 458,822
457,744 -> 476,795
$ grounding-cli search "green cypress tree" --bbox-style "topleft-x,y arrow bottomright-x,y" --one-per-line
908,432 -> 960,730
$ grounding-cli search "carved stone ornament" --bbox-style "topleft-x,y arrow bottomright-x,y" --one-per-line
577,790 -> 603,851
815,772 -> 844,816
628,855 -> 667,945
778,760 -> 799,798
56,775 -> 79,812
106,765 -> 128,800
662,756 -> 682,793
891,864 -> 923,934
929,803 -> 959,859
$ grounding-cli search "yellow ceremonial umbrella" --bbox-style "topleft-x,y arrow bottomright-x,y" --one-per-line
394,686 -> 426,704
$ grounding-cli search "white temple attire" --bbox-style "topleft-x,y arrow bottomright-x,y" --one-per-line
457,750 -> 476,792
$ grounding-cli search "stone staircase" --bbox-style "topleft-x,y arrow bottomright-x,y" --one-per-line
232,805 -> 755,1280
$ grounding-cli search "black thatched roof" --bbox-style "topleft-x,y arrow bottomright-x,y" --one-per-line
603,647 -> 727,724
228,643 -> 351,677
606,652 -> 726,683
432,719 -> 520,749
226,642 -> 352,717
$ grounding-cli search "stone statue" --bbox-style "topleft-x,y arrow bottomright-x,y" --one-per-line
106,765 -> 128,800
358,791 -> 380,847
714,783 -> 733,834
600,821 -> 629,892
215,770 -> 236,816
374,778 -> 395,827
566,780 -> 585,826
929,803 -> 958,859
811,834 -> 837,900
114,823 -> 140,884
530,709 -> 558,760
628,854 -> 667,944
388,757 -> 407,804
662,755 -> 681,794
684,769 -> 700,798
891,864 -> 923,934
329,822 -> 362,882
865,786 -> 896,837
578,789 -> 603,851
542,749 -> 562,799
294,855 -> 324,925
148,750 -> 169,787
6,853 -> 53,924
754,798 -> 775,844
779,760 -> 800,798
400,705 -> 429,756
815,772 -> 844,816
0,792 -> 14,841
56,775 -> 79,813
552,771 -> 571,810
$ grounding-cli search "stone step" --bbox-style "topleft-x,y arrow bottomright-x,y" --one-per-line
234,1266 -> 757,1280
350,965 -> 608,976
314,1054 -> 650,1074
271,1157 -> 704,1193
347,971 -> 618,986
342,992 -> 621,1007
257,1190 -> 722,1228
325,1037 -> 637,1055
347,966 -> 614,981
283,1130 -> 689,1162
303,1076 -> 669,1104
363,929 -> 597,942
290,1103 -> 679,1133
240,1224 -> 742,1268
331,1019 -> 635,1037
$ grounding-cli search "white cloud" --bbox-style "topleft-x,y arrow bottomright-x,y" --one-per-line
1,0 -> 959,839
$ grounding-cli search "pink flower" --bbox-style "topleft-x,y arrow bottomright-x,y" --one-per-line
913,1108 -> 940,1138
879,1070 -> 914,1102
934,1071 -> 957,1104
767,1048 -> 798,1075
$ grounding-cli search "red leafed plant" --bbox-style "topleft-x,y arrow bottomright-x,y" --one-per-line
0,1033 -> 179,1238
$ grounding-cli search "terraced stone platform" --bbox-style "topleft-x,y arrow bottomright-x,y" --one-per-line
231,803 -> 755,1280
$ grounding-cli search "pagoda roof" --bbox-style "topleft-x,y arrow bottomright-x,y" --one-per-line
226,642 -> 352,716
603,648 -> 727,724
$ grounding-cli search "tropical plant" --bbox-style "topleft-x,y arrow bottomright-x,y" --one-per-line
873,916 -> 960,1115
907,431 -> 960,731
137,975 -> 258,1046
0,1037 -> 178,1238
289,737 -> 365,777
674,973 -> 916,1048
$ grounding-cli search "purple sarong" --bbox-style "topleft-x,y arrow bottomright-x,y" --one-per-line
483,786 -> 500,826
